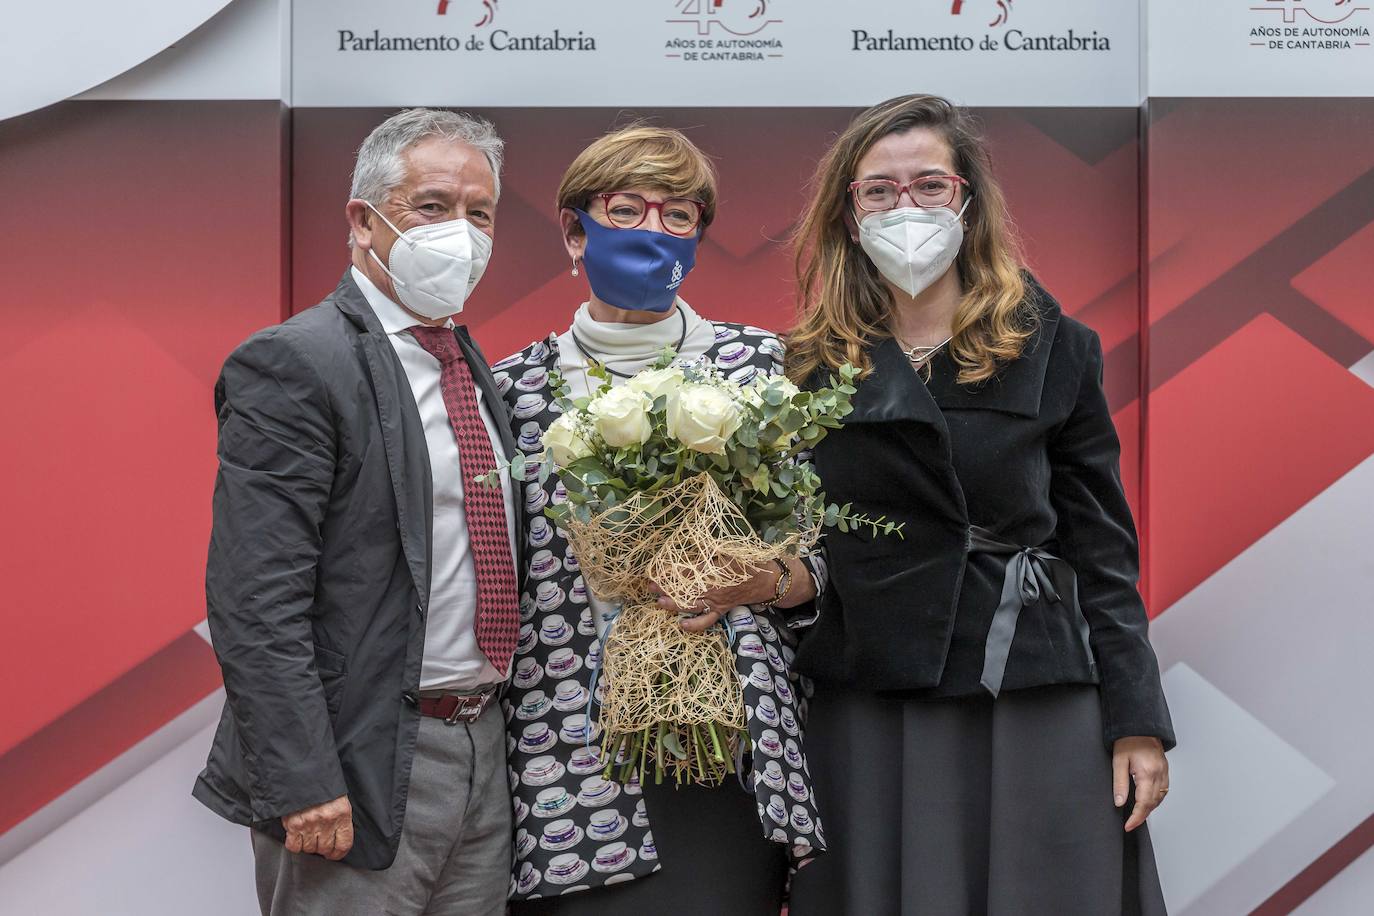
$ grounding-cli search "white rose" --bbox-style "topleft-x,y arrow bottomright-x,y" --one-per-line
587,386 -> 652,448
626,366 -> 685,404
542,412 -> 592,467
668,384 -> 744,455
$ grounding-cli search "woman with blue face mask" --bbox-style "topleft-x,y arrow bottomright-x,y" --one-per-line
494,125 -> 826,916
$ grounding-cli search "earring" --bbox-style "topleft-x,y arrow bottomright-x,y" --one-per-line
570,257 -> 580,278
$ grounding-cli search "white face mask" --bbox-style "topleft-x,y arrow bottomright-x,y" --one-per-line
856,198 -> 971,298
364,202 -> 493,320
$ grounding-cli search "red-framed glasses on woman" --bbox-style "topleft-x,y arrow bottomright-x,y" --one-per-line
848,175 -> 970,212
595,192 -> 705,236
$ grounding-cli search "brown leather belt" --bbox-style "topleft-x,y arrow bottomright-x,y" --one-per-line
404,688 -> 498,725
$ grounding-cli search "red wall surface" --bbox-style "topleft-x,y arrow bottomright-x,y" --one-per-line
5,99 -> 1374,912
291,106 -> 1146,515
0,102 -> 1145,834
1144,98 -> 1374,611
0,100 -> 287,833
1141,97 -> 1374,914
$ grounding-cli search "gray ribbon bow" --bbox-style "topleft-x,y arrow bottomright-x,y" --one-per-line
969,526 -> 1096,697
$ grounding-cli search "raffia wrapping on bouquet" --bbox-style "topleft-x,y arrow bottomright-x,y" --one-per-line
566,472 -> 813,784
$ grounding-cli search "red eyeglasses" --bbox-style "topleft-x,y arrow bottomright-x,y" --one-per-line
849,175 -> 970,212
595,192 -> 705,236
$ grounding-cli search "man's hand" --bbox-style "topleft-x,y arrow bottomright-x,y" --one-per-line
281,794 -> 353,860
1112,737 -> 1169,832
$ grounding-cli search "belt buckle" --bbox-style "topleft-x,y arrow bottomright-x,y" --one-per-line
444,692 -> 488,725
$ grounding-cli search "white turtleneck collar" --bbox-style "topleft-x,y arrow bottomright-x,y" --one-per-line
555,299 -> 716,399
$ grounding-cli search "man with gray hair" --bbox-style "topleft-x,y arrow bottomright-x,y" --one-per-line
194,108 -> 521,916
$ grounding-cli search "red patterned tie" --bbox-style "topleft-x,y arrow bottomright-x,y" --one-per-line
409,326 -> 520,673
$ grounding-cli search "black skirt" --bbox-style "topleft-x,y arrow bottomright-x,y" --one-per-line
509,777 -> 787,916
789,684 -> 1167,916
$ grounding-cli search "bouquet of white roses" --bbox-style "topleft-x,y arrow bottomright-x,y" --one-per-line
487,352 -> 897,786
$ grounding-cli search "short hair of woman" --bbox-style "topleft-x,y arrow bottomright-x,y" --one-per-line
556,124 -> 719,229
787,94 -> 1033,386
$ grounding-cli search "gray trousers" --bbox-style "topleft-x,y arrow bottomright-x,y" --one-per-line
253,704 -> 512,916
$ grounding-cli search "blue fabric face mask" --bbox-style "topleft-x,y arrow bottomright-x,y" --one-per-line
575,209 -> 698,313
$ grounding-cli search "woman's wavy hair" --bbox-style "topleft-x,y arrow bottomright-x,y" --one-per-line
786,94 -> 1034,386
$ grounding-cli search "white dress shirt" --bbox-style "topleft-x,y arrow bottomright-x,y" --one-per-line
352,267 -> 518,691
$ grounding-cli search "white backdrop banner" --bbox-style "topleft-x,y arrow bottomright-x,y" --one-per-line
0,0 -> 237,120
291,0 -> 1142,108
1148,0 -> 1374,98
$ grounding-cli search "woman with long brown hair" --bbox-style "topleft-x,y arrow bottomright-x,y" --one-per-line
785,95 -> 1174,915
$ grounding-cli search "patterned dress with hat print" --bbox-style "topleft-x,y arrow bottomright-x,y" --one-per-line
494,321 -> 827,902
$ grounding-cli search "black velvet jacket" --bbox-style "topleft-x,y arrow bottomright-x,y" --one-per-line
794,285 -> 1175,749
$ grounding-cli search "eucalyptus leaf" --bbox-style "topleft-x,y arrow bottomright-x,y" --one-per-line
661,730 -> 688,760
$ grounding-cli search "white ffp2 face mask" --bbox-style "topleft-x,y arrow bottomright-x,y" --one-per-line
857,199 -> 971,298
365,202 -> 493,320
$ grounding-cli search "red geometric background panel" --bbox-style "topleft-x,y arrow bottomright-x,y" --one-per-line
1146,99 -> 1374,329
1148,313 -> 1374,611
1147,99 -> 1374,607
27,97 -> 1374,913
1146,98 -> 1374,913
1291,219 -> 1374,348
0,101 -> 286,815
292,106 -> 1145,517
0,633 -> 222,835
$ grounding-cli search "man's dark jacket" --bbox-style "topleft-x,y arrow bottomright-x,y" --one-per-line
193,271 -> 524,868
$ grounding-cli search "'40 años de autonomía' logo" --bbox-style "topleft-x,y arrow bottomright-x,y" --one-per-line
1253,0 -> 1367,24
436,0 -> 498,28
951,0 -> 1014,28
670,0 -> 781,36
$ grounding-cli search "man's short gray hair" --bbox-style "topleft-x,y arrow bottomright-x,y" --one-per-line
349,108 -> 505,242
